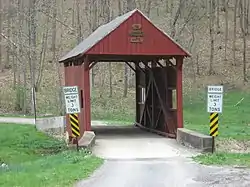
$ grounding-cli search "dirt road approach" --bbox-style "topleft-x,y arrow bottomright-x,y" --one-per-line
76,126 -> 250,187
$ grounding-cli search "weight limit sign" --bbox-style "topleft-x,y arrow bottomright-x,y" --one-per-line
70,114 -> 80,137
210,112 -> 219,137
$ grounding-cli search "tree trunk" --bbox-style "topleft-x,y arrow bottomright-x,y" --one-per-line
165,0 -> 169,13
170,0 -> 183,38
72,0 -> 75,28
109,62 -> 112,97
123,64 -> 128,98
76,0 -> 81,43
224,0 -> 228,61
6,0 -> 11,69
196,54 -> 200,75
216,0 -> 220,33
17,0 -> 27,113
118,0 -> 122,15
209,0 -> 215,75
52,0 -> 57,61
11,0 -> 17,90
36,9 -> 50,91
28,0 -> 37,114
246,0 -> 250,34
145,0 -> 152,17
240,0 -> 248,82
0,0 -> 2,72
233,0 -> 239,66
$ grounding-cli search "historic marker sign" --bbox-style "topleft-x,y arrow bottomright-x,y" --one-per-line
129,24 -> 144,43
207,85 -> 223,113
63,86 -> 81,114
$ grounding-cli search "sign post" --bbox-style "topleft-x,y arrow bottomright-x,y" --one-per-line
63,86 -> 81,151
207,85 -> 223,153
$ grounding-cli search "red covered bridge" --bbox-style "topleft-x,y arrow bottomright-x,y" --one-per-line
59,9 -> 190,141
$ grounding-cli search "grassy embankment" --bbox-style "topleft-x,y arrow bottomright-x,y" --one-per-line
184,90 -> 250,167
0,123 -> 103,187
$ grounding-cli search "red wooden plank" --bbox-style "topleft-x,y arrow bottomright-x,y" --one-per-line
176,57 -> 183,128
83,57 -> 91,131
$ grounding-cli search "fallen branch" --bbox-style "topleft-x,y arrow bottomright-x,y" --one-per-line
234,97 -> 244,107
0,33 -> 18,48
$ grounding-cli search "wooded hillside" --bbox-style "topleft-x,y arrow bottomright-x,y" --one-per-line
0,0 -> 249,117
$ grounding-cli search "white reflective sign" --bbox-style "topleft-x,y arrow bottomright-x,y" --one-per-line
63,86 -> 81,114
207,85 -> 223,94
207,85 -> 223,113
207,93 -> 223,113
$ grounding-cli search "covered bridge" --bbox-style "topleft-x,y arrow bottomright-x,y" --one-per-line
59,9 -> 190,141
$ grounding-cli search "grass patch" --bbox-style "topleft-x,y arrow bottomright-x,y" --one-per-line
91,89 -> 135,123
193,152 -> 250,167
184,90 -> 250,140
0,123 -> 103,187
184,90 -> 250,167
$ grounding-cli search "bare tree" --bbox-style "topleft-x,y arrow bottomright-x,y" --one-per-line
19,0 -> 27,113
72,0 -> 75,27
209,0 -> 215,75
0,0 -> 2,72
118,0 -> 122,15
76,0 -> 81,43
11,0 -> 17,89
51,0 -> 57,61
170,0 -> 183,38
233,0 -> 239,66
6,0 -> 12,69
224,0 -> 228,61
36,1 -> 51,91
216,0 -> 220,33
145,0 -> 152,17
28,0 -> 37,115
240,0 -> 248,82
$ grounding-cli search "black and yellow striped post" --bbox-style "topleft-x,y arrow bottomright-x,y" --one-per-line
210,112 -> 219,153
70,113 -> 80,151
210,112 -> 219,136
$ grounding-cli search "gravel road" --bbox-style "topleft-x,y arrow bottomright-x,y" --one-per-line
76,158 -> 250,187
76,126 -> 250,187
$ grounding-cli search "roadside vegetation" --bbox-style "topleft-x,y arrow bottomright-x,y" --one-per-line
184,90 -> 250,167
193,152 -> 250,167
0,123 -> 103,187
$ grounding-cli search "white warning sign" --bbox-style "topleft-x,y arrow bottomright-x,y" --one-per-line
207,85 -> 223,113
63,86 -> 81,114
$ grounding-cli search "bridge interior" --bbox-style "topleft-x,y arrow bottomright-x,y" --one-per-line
88,58 -> 182,139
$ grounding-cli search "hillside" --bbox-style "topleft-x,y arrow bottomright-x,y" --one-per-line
0,0 -> 249,115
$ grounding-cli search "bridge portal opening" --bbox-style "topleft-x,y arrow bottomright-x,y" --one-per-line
90,62 -> 136,126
